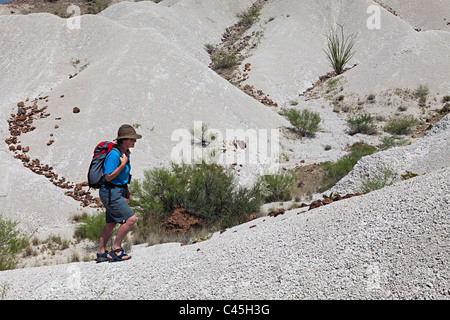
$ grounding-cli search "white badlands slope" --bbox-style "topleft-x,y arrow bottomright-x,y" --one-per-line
0,0 -> 449,299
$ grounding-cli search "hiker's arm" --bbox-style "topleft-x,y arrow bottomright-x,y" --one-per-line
105,154 -> 128,182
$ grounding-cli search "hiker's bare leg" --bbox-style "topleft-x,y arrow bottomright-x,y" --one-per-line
112,215 -> 137,257
98,222 -> 116,254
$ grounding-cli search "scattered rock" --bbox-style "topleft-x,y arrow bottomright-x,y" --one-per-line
268,208 -> 285,217
307,193 -> 363,211
73,107 -> 80,113
5,99 -> 102,208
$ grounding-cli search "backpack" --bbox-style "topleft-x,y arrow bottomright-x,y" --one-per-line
87,141 -> 122,188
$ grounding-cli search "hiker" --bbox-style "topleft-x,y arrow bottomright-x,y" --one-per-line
96,124 -> 142,262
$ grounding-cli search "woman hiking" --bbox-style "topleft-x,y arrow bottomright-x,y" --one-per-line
95,124 -> 142,262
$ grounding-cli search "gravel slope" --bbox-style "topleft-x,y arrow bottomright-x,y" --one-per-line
331,114 -> 450,195
1,165 -> 448,300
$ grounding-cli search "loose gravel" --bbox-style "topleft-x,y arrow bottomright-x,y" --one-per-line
0,164 -> 448,299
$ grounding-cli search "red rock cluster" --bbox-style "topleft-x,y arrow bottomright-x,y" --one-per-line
162,207 -> 202,234
5,99 -> 102,209
307,193 -> 359,210
6,100 -> 49,138
65,181 -> 103,208
266,193 -> 363,218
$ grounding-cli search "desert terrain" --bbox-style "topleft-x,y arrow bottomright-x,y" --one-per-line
0,0 -> 448,300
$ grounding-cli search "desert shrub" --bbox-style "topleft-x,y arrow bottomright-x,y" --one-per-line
414,84 -> 429,98
439,103 -> 450,115
74,212 -> 108,242
85,0 -> 109,14
204,43 -> 214,54
190,122 -> 216,147
236,8 -> 260,26
441,96 -> 450,103
211,50 -> 238,70
321,142 -> 377,191
0,215 -> 29,271
384,115 -> 419,135
284,109 -> 321,137
379,135 -> 400,149
258,170 -> 296,202
359,166 -> 397,194
129,162 -> 262,229
323,24 -> 357,74
346,113 -> 377,135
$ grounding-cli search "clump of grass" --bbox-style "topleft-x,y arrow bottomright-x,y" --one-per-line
346,113 -> 377,135
210,49 -> 238,70
0,215 -> 29,271
204,43 -> 214,54
379,135 -> 400,149
321,142 -> 377,191
74,212 -> 108,242
323,24 -> 357,74
359,166 -> 397,194
441,96 -> 450,103
236,7 -> 260,27
414,84 -> 429,99
284,109 -> 321,137
384,115 -> 419,135
258,170 -> 296,202
190,122 -> 216,147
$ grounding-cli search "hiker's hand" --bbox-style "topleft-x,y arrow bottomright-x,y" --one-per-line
119,153 -> 128,166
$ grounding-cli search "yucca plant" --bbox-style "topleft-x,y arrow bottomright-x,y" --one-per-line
324,24 -> 357,74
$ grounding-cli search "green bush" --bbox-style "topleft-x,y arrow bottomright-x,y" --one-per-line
236,8 -> 260,26
324,24 -> 357,74
359,166 -> 397,194
414,84 -> 429,98
211,50 -> 238,70
0,215 -> 29,271
384,115 -> 419,135
129,162 -> 262,229
284,109 -> 321,137
74,212 -> 108,242
321,143 -> 377,190
258,170 -> 296,202
346,113 -> 377,135
441,95 -> 450,103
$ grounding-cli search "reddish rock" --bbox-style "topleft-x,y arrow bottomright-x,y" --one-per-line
308,200 -> 323,210
268,208 -> 285,217
162,207 -> 202,234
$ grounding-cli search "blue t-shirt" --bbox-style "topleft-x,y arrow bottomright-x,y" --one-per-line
103,149 -> 131,185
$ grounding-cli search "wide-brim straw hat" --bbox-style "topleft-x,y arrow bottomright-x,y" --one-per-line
115,124 -> 142,140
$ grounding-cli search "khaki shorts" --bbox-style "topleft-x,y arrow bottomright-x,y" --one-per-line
99,185 -> 135,224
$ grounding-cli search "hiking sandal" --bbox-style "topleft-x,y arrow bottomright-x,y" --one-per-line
95,251 -> 112,263
109,247 -> 131,262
